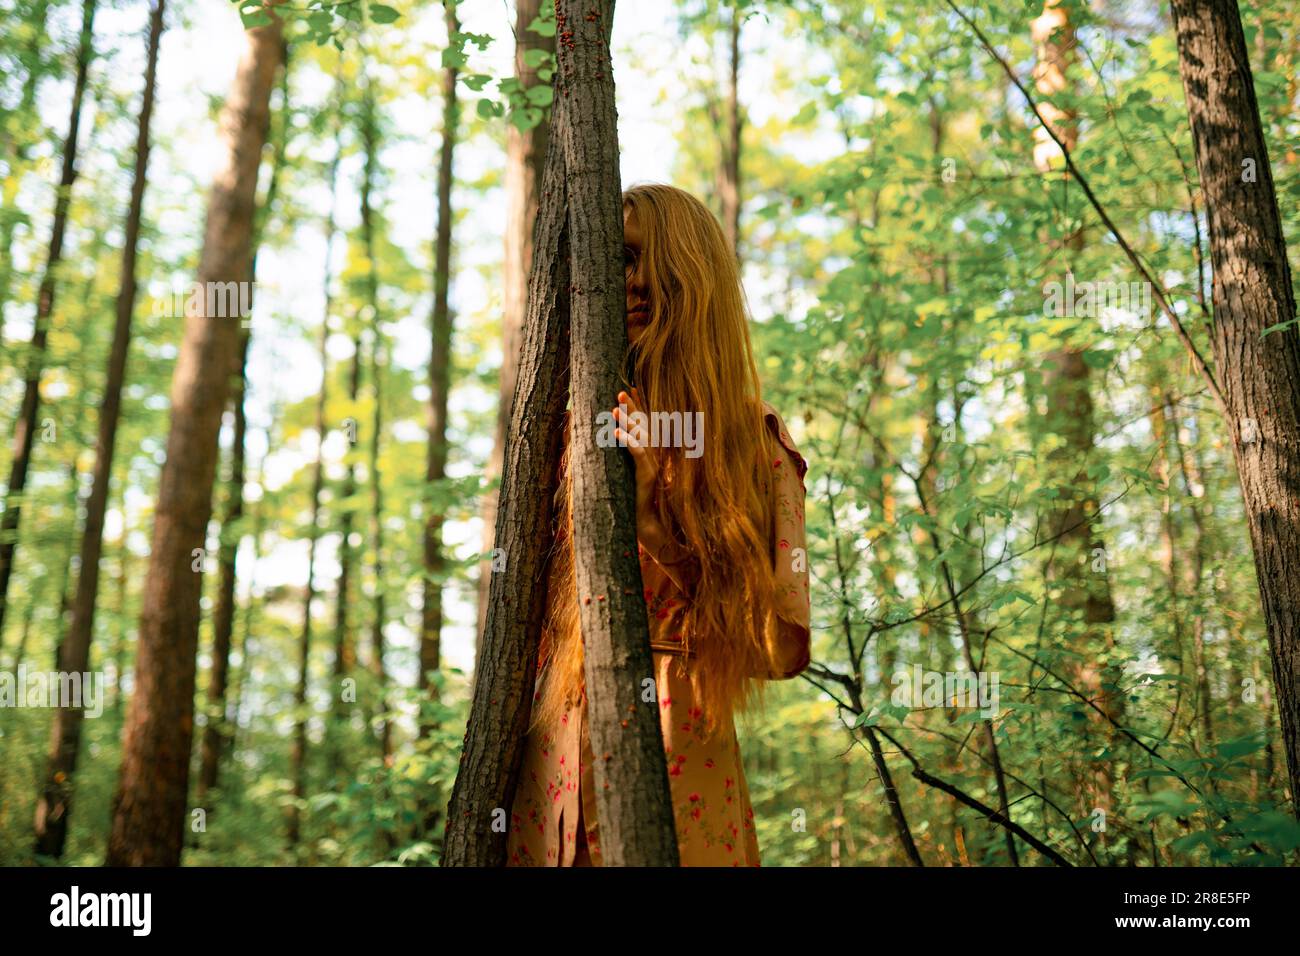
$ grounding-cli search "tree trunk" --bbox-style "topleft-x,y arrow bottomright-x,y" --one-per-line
359,84 -> 391,764
475,0 -> 554,673
195,333 -> 249,812
420,0 -> 460,736
329,336 -> 361,781
197,45 -> 289,813
105,8 -> 283,867
1170,0 -> 1300,817
718,4 -> 741,258
31,0 -> 160,859
0,0 -> 96,639
558,0 -> 677,867
286,126 -> 339,854
442,88 -> 571,872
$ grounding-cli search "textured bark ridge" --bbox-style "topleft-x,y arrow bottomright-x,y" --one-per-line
105,10 -> 283,867
1170,0 -> 1300,816
445,0 -> 677,866
475,0 -> 554,678
558,0 -> 678,868
442,98 -> 572,868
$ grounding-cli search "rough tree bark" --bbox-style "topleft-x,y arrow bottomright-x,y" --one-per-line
442,95 -> 571,872
444,0 -> 675,868
475,0 -> 555,673
1170,0 -> 1300,816
0,0 -> 96,639
105,7 -> 284,867
557,0 -> 677,867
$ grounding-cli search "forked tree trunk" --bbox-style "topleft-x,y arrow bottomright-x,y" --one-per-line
1170,0 -> 1300,817
105,7 -> 284,867
444,0 -> 675,868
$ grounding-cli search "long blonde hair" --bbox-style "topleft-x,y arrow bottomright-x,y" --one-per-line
531,183 -> 786,737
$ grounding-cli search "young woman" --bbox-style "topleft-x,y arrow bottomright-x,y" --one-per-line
506,183 -> 811,867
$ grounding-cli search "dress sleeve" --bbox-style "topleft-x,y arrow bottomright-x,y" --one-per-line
760,403 -> 811,680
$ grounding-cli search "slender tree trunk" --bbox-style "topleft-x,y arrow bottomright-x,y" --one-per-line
1030,1 -> 1126,836
113,530 -> 130,716
329,338 -> 360,781
287,335 -> 324,849
420,0 -> 460,738
0,0 -> 96,639
106,8 -> 284,867
717,4 -> 741,258
32,0 -> 164,859
475,0 -> 554,672
1170,0 -> 1300,817
359,84 -> 391,763
558,0 -> 677,866
287,99 -> 340,851
195,333 -> 248,811
228,436 -> 269,764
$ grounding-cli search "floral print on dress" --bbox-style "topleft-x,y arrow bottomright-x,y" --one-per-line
506,401 -> 810,867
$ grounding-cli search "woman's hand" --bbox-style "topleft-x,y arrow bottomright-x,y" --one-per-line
612,387 -> 669,553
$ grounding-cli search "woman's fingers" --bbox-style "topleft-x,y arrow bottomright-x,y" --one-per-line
612,404 -> 650,447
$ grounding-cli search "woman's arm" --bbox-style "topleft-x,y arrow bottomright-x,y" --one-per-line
759,403 -> 812,681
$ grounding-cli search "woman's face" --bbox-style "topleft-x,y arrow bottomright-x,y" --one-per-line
624,205 -> 650,345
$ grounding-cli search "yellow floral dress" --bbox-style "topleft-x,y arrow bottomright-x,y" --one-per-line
506,402 -> 810,867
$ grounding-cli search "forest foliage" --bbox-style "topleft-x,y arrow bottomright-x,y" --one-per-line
1,0 -> 1298,866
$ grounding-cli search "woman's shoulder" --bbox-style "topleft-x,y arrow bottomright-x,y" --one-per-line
759,400 -> 808,482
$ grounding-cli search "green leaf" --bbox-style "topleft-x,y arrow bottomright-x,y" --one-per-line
369,4 -> 401,24
1260,316 -> 1299,338
527,14 -> 557,36
524,84 -> 553,107
239,7 -> 271,28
